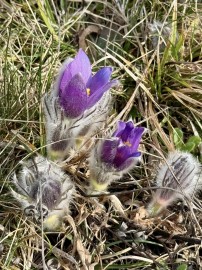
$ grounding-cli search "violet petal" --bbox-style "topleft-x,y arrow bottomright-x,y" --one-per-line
59,73 -> 87,118
113,145 -> 131,168
59,65 -> 73,94
54,57 -> 73,97
118,121 -> 135,143
87,79 -> 119,109
116,154 -> 140,171
130,127 -> 145,152
86,67 -> 112,95
68,48 -> 91,84
100,139 -> 120,164
113,121 -> 126,137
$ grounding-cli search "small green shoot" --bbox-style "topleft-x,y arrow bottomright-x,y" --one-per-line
173,128 -> 201,153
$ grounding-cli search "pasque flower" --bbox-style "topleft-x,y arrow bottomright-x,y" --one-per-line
89,121 -> 145,192
11,156 -> 75,231
42,49 -> 117,161
57,48 -> 118,118
101,121 -> 145,170
148,151 -> 202,216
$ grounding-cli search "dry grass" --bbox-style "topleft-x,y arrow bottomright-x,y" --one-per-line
0,0 -> 202,269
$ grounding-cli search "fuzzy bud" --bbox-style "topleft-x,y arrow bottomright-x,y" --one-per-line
42,93 -> 74,161
147,20 -> 178,52
148,151 -> 202,216
11,156 -> 75,231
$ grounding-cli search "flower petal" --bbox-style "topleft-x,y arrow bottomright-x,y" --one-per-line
100,139 -> 120,164
57,58 -> 74,95
118,121 -> 135,143
87,79 -> 119,109
53,58 -> 74,97
112,121 -> 126,137
130,127 -> 145,152
59,73 -> 87,118
116,154 -> 141,171
112,121 -> 145,154
87,67 -> 112,95
113,146 -> 131,168
68,48 -> 91,84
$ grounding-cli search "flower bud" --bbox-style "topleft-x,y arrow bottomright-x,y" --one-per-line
148,151 -> 202,216
11,156 -> 75,231
42,93 -> 74,161
148,20 -> 178,52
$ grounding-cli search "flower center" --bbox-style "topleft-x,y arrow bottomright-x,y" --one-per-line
86,88 -> 91,96
124,141 -> 132,147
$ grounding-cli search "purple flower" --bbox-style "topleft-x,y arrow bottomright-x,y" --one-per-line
58,49 -> 118,118
88,120 -> 145,192
101,121 -> 145,171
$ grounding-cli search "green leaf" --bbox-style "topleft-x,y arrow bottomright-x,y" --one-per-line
181,142 -> 195,152
37,0 -> 58,41
176,263 -> 187,270
187,136 -> 201,148
172,34 -> 183,59
173,128 -> 184,149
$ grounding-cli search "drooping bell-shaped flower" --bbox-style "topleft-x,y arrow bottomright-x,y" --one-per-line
147,151 -> 202,216
89,120 -> 145,192
11,156 -> 75,231
57,48 -> 118,118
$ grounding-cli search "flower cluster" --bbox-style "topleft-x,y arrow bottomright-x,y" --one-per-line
12,48 -> 125,230
42,48 -> 146,193
11,48 -> 202,232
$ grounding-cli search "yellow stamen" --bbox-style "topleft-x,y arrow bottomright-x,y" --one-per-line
124,141 -> 132,147
86,88 -> 91,96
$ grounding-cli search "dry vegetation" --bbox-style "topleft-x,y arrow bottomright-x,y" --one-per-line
0,0 -> 202,269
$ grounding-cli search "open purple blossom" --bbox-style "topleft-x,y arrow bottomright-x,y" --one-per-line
58,48 -> 118,118
100,121 -> 145,171
42,48 -> 116,161
89,120 -> 145,192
